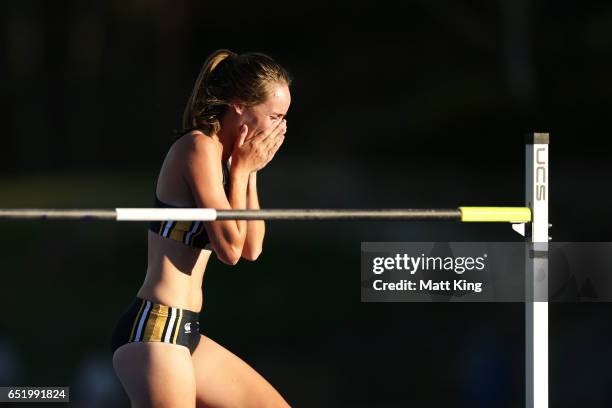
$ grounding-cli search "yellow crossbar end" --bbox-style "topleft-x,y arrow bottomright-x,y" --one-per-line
459,206 -> 532,223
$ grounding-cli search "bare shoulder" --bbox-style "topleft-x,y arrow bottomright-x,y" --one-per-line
177,130 -> 219,158
176,131 -> 223,182
182,130 -> 219,156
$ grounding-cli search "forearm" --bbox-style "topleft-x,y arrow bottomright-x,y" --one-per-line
242,171 -> 265,259
228,166 -> 250,243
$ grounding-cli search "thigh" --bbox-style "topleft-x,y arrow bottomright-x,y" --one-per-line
192,335 -> 290,408
113,342 -> 196,408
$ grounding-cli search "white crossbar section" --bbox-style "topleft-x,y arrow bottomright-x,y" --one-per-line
116,208 -> 217,221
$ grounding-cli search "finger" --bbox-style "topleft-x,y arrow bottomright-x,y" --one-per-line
259,136 -> 284,170
261,120 -> 287,149
254,118 -> 284,143
245,127 -> 264,142
267,134 -> 285,159
236,124 -> 248,147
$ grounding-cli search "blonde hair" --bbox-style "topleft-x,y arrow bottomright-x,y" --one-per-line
180,49 -> 291,137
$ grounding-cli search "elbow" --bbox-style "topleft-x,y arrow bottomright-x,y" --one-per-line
242,247 -> 262,261
216,245 -> 243,265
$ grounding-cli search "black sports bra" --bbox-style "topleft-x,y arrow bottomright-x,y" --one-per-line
148,160 -> 230,249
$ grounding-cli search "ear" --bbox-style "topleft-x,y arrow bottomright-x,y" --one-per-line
230,102 -> 245,115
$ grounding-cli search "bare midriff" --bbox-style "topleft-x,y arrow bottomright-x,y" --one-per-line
136,230 -> 212,313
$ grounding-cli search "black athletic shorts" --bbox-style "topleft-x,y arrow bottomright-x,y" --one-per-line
110,297 -> 201,355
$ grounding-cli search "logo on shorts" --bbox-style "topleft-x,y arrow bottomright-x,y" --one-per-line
184,322 -> 192,333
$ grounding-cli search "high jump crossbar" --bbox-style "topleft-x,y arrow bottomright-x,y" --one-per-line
0,207 -> 531,222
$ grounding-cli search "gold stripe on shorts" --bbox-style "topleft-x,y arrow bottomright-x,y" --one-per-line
142,304 -> 170,342
168,224 -> 188,242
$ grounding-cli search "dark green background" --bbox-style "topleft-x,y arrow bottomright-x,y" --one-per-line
2,1 -> 612,406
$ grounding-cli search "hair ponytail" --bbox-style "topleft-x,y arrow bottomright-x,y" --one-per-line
181,49 -> 235,134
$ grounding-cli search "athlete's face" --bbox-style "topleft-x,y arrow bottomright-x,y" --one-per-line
235,82 -> 291,141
